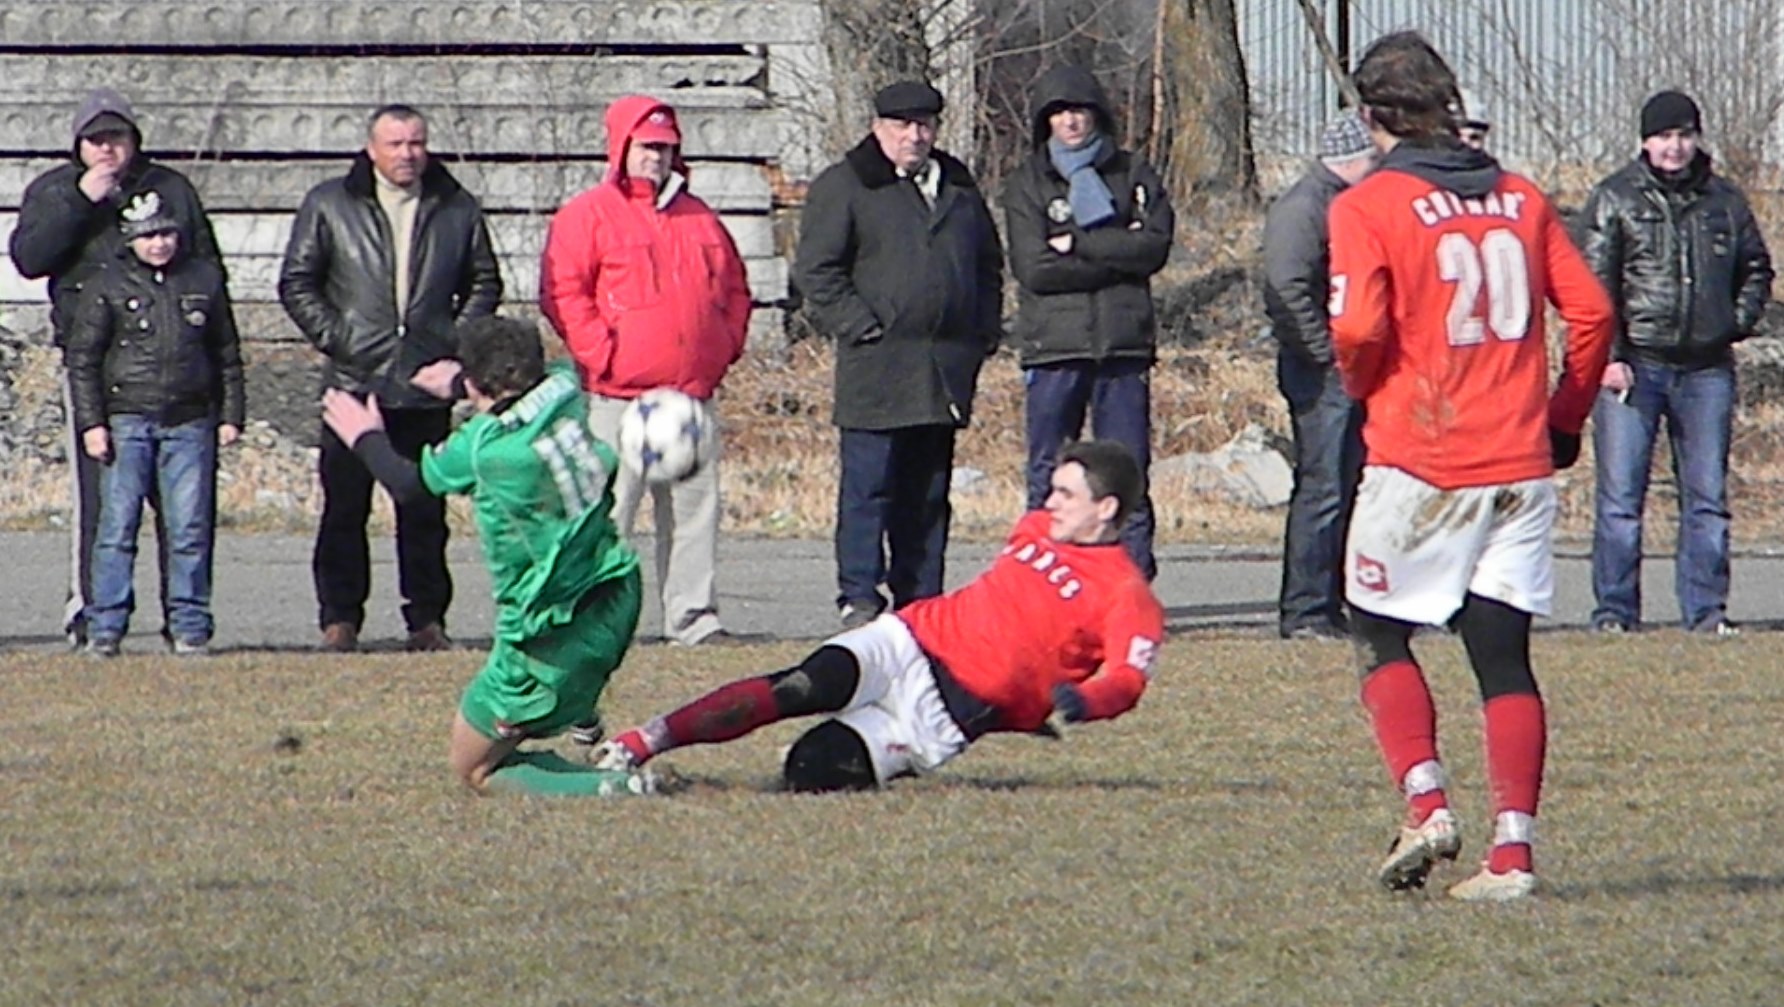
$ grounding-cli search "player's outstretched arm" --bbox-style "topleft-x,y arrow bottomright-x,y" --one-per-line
322,390 -> 433,504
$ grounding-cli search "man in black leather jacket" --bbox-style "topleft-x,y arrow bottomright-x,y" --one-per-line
278,103 -> 502,652
1581,91 -> 1773,635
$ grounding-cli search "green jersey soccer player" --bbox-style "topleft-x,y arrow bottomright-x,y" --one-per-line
322,315 -> 649,797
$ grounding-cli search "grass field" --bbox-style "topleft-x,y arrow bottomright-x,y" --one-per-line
4,630 -> 1781,1006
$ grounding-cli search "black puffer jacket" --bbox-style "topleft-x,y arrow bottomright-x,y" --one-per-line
1002,65 -> 1174,368
277,154 -> 502,408
64,246 -> 245,434
1580,152 -> 1773,365
796,137 -> 1003,430
9,157 -> 220,347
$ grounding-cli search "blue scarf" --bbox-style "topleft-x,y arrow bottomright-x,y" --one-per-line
1047,133 -> 1116,227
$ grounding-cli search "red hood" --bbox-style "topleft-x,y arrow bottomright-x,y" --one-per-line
604,95 -> 691,194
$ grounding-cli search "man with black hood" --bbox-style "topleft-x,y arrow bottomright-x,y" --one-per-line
279,103 -> 503,654
1326,31 -> 1614,901
1581,91 -> 1773,637
797,80 -> 1004,629
1003,64 -> 1174,581
9,87 -> 222,648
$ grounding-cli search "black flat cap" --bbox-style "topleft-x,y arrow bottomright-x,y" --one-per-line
873,80 -> 944,120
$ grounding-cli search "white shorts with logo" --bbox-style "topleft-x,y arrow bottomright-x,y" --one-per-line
825,615 -> 971,784
1345,465 -> 1556,625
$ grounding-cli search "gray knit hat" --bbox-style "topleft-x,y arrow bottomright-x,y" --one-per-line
1320,109 -> 1374,162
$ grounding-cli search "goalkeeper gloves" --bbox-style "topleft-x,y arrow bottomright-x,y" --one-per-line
1550,427 -> 1582,470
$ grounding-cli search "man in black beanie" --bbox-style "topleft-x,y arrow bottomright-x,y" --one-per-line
1581,90 -> 1773,635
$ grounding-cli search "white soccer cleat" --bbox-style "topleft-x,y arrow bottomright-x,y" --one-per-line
589,740 -> 641,774
1447,866 -> 1538,902
1377,808 -> 1462,892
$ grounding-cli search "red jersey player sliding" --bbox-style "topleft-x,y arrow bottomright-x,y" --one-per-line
1329,33 -> 1613,901
592,440 -> 1164,792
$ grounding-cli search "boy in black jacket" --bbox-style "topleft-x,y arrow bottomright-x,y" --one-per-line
64,192 -> 245,656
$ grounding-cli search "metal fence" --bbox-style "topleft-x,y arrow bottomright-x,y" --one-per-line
1240,0 -> 1781,190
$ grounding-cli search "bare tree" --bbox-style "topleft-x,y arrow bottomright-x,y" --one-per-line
1160,0 -> 1257,204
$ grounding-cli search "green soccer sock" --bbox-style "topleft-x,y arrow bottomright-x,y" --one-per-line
485,750 -> 649,798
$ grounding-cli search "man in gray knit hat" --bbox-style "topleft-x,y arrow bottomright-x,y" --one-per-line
1262,109 -> 1379,640
8,87 -> 222,649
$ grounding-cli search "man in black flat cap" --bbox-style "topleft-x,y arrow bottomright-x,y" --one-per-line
796,80 -> 1004,629
1581,90 -> 1773,636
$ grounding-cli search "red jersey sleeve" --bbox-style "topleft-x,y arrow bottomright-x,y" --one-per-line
1541,199 -> 1616,435
1073,582 -> 1165,722
1327,192 -> 1395,401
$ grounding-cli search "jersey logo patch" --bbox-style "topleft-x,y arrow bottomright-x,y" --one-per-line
1354,554 -> 1390,593
1127,636 -> 1159,678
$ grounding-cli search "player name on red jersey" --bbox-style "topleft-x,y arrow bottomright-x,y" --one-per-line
1411,189 -> 1528,228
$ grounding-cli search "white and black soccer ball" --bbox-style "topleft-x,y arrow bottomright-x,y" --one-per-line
615,388 -> 713,484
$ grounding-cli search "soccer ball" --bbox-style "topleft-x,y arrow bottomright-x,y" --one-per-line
615,388 -> 713,484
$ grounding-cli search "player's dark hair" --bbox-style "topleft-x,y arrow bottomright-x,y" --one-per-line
456,316 -> 545,399
1057,439 -> 1142,524
368,103 -> 427,134
1352,31 -> 1461,143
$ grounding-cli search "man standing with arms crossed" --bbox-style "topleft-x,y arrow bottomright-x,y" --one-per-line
280,104 -> 503,653
1328,32 -> 1614,901
540,95 -> 752,647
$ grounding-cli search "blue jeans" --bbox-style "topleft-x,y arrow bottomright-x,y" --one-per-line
835,425 -> 956,612
1023,359 -> 1156,579
1276,349 -> 1363,634
1591,361 -> 1734,630
88,415 -> 218,644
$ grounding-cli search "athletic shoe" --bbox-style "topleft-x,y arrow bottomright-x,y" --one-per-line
584,744 -> 659,796
1377,808 -> 1461,892
1447,865 -> 1538,902
568,716 -> 604,747
589,739 -> 641,773
84,638 -> 121,659
1695,618 -> 1740,637
1591,618 -> 1630,634
172,639 -> 210,657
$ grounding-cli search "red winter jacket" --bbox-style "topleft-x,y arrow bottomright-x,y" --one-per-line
539,96 -> 752,399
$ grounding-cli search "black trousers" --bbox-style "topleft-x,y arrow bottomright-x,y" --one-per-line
313,406 -> 452,632
1277,349 -> 1363,635
835,424 -> 956,612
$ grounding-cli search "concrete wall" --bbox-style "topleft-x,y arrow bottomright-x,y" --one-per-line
0,0 -> 829,348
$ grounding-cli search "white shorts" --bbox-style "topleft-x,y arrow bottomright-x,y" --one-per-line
824,615 -> 970,784
1344,465 -> 1556,624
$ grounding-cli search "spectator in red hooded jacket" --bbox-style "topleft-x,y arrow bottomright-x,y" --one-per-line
540,96 -> 752,650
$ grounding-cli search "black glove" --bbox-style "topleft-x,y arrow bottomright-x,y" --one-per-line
1050,683 -> 1089,725
1550,427 -> 1582,470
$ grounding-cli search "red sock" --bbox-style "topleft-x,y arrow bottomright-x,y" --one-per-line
1360,660 -> 1446,818
1484,692 -> 1545,873
660,677 -> 782,752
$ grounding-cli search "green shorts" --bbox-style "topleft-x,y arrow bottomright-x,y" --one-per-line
459,568 -> 643,741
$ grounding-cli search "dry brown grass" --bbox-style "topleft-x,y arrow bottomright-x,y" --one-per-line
4,631 -> 1781,1005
